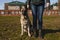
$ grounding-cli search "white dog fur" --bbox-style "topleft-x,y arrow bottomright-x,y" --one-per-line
20,6 -> 31,37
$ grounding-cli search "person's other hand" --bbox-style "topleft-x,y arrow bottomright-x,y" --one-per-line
27,4 -> 29,8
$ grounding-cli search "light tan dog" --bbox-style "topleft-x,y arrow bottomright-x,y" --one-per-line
20,6 -> 31,37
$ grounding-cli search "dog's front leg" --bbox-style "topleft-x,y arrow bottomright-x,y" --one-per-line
28,26 -> 31,37
21,24 -> 24,36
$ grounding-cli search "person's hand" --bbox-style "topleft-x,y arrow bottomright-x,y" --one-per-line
27,5 -> 29,8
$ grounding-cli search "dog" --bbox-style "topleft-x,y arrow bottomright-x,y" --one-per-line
20,5 -> 32,37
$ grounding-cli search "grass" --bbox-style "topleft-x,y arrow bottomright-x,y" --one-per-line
43,16 -> 60,29
0,16 -> 60,40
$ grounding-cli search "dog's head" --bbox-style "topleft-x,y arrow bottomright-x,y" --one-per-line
21,6 -> 25,11
20,5 -> 28,19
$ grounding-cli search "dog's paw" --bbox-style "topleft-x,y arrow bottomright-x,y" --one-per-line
20,34 -> 23,36
28,34 -> 31,37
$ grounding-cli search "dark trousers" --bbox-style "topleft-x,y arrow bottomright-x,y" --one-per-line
30,4 -> 44,37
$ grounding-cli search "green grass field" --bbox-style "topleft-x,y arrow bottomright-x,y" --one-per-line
0,16 -> 60,40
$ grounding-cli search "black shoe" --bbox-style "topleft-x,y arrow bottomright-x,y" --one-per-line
39,30 -> 42,38
34,30 -> 39,37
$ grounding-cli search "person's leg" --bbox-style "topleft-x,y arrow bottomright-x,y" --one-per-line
30,4 -> 37,37
37,5 -> 44,37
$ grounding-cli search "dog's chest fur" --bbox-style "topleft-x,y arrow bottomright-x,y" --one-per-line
20,15 -> 29,32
